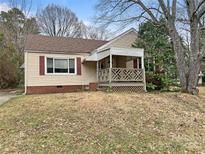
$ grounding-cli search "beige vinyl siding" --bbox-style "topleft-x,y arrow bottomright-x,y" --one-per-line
105,31 -> 138,49
126,60 -> 134,68
26,52 -> 97,86
99,56 -> 128,68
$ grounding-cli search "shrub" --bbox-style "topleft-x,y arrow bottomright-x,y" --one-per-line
146,72 -> 176,91
0,37 -> 23,89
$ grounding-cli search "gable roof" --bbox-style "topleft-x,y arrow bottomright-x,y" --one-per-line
25,34 -> 108,54
25,28 -> 138,54
95,28 -> 138,52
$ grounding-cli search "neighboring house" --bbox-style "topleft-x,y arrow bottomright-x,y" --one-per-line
199,57 -> 205,85
24,28 -> 146,94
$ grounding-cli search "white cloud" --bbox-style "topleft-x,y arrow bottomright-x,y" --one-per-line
0,2 -> 11,12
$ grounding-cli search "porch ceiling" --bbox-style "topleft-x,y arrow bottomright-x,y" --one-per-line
85,47 -> 144,61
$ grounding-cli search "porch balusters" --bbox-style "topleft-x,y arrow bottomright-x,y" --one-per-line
98,68 -> 144,83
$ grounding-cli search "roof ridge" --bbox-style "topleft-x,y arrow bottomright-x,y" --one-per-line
27,34 -> 109,42
25,34 -> 108,54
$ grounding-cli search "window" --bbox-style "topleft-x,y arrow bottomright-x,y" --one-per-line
69,59 -> 75,73
46,58 -> 76,74
47,58 -> 53,73
55,59 -> 68,73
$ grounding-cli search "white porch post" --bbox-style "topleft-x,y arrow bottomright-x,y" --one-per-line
141,56 -> 144,69
109,54 -> 112,87
96,61 -> 99,83
141,53 -> 146,91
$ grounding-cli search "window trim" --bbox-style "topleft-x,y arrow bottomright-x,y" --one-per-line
45,57 -> 77,75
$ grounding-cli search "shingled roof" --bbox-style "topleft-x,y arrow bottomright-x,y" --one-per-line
25,34 -> 108,54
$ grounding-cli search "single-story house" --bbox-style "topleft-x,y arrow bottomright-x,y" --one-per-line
24,28 -> 146,94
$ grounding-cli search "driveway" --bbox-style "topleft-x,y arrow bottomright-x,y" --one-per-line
0,92 -> 16,106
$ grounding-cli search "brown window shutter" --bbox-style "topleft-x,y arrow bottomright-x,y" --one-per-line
77,57 -> 81,75
39,56 -> 45,75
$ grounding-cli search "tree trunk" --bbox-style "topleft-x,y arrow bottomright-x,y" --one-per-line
167,14 -> 201,95
187,16 -> 200,94
168,22 -> 188,92
187,59 -> 200,94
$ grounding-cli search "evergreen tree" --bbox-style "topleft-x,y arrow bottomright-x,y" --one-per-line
133,20 -> 177,90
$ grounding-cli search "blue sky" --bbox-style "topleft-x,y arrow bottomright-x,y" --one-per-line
0,0 -> 98,24
34,0 -> 98,23
0,0 -> 136,34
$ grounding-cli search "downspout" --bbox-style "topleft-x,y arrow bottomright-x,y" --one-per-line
24,51 -> 28,94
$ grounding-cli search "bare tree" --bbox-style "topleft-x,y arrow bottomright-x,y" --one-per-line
37,4 -> 85,38
84,25 -> 109,40
9,0 -> 33,17
96,0 -> 205,94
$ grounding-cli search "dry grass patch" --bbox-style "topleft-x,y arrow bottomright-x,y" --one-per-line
0,92 -> 205,153
199,86 -> 205,96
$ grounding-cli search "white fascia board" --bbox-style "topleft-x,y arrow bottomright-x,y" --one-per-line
85,49 -> 110,61
85,47 -> 144,61
85,52 -> 98,61
110,47 -> 144,57
97,49 -> 111,61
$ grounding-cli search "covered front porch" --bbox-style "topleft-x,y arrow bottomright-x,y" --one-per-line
86,47 -> 146,92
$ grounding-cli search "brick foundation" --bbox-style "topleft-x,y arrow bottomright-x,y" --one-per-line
26,85 -> 89,94
89,83 -> 97,91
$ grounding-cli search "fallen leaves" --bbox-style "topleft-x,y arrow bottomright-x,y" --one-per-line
0,92 -> 205,153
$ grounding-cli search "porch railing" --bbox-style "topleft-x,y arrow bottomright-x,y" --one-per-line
98,68 -> 110,83
98,68 -> 144,83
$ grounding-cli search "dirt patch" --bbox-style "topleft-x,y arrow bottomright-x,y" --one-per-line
0,92 -> 205,153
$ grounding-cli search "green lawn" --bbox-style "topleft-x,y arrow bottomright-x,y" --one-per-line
0,92 -> 205,153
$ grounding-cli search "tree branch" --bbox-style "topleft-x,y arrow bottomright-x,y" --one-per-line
131,0 -> 159,23
194,0 -> 205,15
158,0 -> 170,19
172,0 -> 177,20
